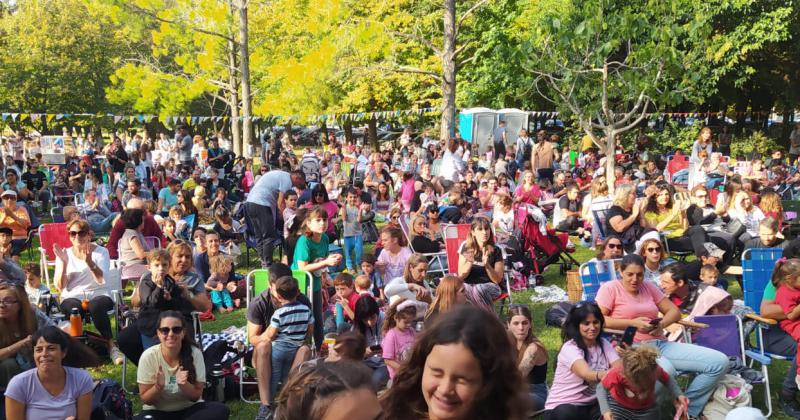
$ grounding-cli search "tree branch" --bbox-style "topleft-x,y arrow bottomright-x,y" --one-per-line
122,3 -> 235,43
392,66 -> 443,82
389,30 -> 441,56
456,0 -> 490,37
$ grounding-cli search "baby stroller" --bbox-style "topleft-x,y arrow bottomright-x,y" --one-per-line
515,204 -> 580,282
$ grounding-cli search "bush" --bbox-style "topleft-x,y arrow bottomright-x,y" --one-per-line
730,131 -> 781,160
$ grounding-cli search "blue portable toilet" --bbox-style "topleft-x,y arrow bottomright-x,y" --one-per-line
458,108 -> 496,154
496,109 -> 529,144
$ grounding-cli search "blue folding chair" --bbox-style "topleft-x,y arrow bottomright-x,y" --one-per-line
741,248 -> 787,418
578,259 -> 620,302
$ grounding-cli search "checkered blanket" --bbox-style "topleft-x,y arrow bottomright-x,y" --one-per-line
199,327 -> 247,364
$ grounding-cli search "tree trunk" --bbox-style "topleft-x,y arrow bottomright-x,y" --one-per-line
439,0 -> 457,142
238,1 -> 253,158
226,39 -> 242,153
344,122 -> 353,146
604,128 -> 617,192
368,119 -> 378,151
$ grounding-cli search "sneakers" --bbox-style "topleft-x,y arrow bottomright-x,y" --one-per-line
780,391 -> 800,419
109,345 -> 124,365
255,404 -> 273,420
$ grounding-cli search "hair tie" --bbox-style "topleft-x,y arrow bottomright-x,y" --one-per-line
778,257 -> 788,264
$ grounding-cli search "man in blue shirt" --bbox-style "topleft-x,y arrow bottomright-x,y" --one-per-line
245,169 -> 307,267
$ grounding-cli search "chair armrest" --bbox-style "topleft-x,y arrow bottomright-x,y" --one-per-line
745,313 -> 777,325
677,319 -> 709,329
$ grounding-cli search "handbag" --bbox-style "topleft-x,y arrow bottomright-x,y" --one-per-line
723,219 -> 746,238
702,374 -> 752,420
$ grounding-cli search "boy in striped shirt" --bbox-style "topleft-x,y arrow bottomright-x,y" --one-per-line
266,275 -> 314,400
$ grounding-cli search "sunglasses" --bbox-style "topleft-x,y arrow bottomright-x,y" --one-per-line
646,247 -> 662,253
157,326 -> 184,335
69,230 -> 90,237
607,243 -> 622,249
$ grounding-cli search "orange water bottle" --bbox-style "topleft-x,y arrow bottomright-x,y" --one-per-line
69,308 -> 83,337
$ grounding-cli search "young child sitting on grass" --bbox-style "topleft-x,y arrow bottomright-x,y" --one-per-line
23,263 -> 49,310
207,254 -> 235,313
361,253 -> 385,302
597,345 -> 688,419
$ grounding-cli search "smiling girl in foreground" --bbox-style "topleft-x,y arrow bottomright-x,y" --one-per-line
380,305 -> 529,420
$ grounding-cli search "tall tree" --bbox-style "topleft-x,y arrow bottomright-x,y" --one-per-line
524,0 -> 793,189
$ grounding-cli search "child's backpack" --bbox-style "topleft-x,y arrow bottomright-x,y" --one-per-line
90,379 -> 132,420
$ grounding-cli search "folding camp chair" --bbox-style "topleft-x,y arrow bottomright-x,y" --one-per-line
398,215 -> 447,277
741,247 -> 788,417
578,259 -> 621,302
442,224 -> 513,317
240,269 -> 315,403
38,223 -> 71,289
143,236 -> 161,249
690,315 -> 773,417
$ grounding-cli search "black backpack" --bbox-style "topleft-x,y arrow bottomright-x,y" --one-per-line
90,379 -> 132,420
545,302 -> 574,328
522,138 -> 533,161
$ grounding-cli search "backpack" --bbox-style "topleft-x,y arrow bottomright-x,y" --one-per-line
545,302 -> 574,327
90,379 -> 132,420
522,138 -> 533,161
301,157 -> 321,183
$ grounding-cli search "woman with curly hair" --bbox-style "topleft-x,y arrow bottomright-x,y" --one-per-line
381,305 -> 530,420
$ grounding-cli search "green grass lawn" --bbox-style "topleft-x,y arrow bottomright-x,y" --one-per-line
23,230 -> 796,420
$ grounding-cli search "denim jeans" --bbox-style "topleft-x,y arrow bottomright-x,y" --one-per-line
141,334 -> 157,351
763,324 -> 798,394
88,212 -> 118,234
343,235 -> 363,271
647,339 -> 728,417
270,340 -> 300,399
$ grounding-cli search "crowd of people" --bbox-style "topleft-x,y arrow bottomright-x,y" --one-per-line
0,123 -> 797,420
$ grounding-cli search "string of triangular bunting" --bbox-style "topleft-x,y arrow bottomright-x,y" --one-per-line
0,110 -> 772,126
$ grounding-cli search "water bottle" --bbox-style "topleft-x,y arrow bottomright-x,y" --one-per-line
211,363 -> 225,402
335,302 -> 345,328
69,308 -> 83,337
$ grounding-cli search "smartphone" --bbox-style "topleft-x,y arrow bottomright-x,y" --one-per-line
369,345 -> 382,352
649,318 -> 662,326
622,326 -> 637,347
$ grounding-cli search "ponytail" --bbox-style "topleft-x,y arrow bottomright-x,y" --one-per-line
771,258 -> 800,288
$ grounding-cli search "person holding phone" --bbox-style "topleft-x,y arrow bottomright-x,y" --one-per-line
596,254 -> 728,419
642,183 -> 717,258
606,184 -> 652,253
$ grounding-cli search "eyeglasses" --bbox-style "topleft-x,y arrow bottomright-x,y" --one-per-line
646,247 -> 662,253
157,326 -> 184,335
0,299 -> 19,306
1,197 -> 13,201
69,230 -> 89,237
607,243 -> 622,249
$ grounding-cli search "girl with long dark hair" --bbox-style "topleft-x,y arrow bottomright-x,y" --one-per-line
543,302 -> 620,419
136,311 -> 229,420
508,305 -> 549,411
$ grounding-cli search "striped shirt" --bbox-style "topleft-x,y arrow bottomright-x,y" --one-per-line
270,300 -> 313,347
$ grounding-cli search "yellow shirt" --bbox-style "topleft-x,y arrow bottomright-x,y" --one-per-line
644,210 -> 684,238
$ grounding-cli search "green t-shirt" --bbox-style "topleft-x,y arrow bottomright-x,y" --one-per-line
291,234 -> 330,291
763,281 -> 776,301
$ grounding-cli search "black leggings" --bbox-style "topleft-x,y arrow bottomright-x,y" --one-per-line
60,296 -> 115,340
544,402 -> 601,420
665,225 -> 708,256
136,401 -> 230,420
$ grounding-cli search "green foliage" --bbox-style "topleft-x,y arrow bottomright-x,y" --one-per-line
730,131 -> 782,159
0,0 -> 128,114
646,122 -> 702,155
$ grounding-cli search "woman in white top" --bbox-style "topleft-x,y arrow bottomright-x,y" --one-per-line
118,208 -> 150,280
728,190 -> 765,241
158,134 -> 173,166
53,219 -> 123,364
439,138 -> 465,187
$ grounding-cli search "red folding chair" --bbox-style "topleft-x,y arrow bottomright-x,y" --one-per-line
38,223 -> 71,289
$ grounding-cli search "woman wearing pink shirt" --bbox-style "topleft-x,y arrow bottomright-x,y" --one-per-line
595,254 -> 728,419
543,301 -> 620,419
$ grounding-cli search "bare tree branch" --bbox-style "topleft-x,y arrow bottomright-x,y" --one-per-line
455,0 -> 490,37
391,66 -> 443,82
